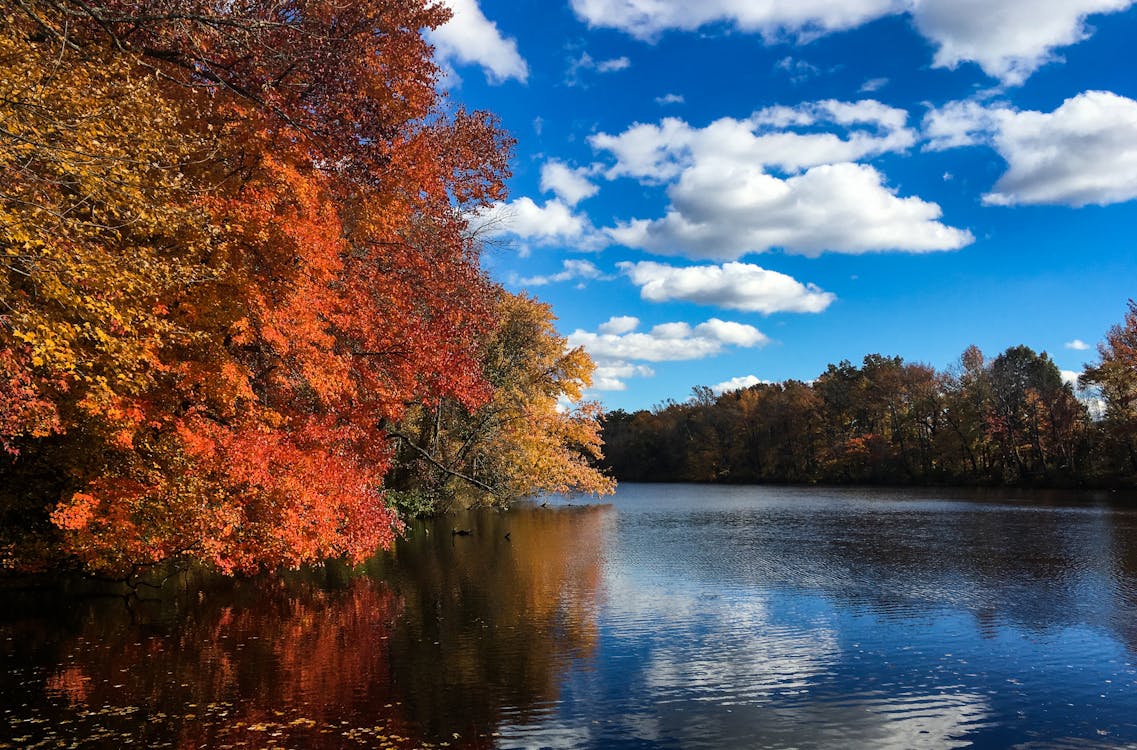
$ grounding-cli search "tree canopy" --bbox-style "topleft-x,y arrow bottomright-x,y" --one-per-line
602,327 -> 1137,488
1,0 -> 610,576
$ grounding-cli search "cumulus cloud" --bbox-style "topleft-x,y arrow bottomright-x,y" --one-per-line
710,375 -> 771,394
515,259 -> 607,287
922,98 -> 1005,151
489,97 -> 975,260
598,315 -> 641,335
655,93 -> 685,105
592,361 -> 656,391
569,0 -> 1135,84
1065,339 -> 1092,351
584,100 -> 970,257
569,0 -> 903,42
540,160 -> 600,206
926,91 -> 1137,207
607,161 -> 973,259
429,0 -> 529,84
568,317 -> 768,362
912,0 -> 1135,86
619,261 -> 836,313
468,197 -> 601,251
569,316 -> 768,390
986,91 -> 1137,206
590,99 -> 916,181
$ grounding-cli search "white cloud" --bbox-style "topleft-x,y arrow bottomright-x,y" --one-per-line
589,118 -> 693,182
569,0 -> 1135,84
571,314 -> 768,391
494,97 -> 975,261
569,0 -> 904,42
655,93 -> 685,105
922,98 -> 1005,151
912,0 -> 1135,86
928,91 -> 1137,207
590,99 -> 916,181
468,197 -> 602,251
698,318 -> 770,346
516,259 -> 607,287
986,91 -> 1137,207
620,261 -> 836,313
540,161 -> 600,206
429,0 -> 528,84
710,375 -> 771,394
608,161 -> 973,259
597,56 -> 632,72
591,361 -> 656,391
566,52 -> 632,85
1065,339 -> 1092,351
598,315 -> 641,335
860,77 -> 889,93
585,101 -> 969,259
567,318 -> 768,363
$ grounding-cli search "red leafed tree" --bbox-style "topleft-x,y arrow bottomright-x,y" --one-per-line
1,1 -> 511,574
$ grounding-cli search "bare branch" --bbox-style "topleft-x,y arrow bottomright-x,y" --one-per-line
385,428 -> 502,498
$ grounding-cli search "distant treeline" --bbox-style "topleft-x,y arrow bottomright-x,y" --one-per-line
601,302 -> 1137,488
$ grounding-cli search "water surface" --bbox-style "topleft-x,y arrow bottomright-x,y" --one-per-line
4,484 -> 1137,748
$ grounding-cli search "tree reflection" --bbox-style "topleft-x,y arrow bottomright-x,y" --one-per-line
0,504 -> 610,748
367,504 -> 610,737
1109,509 -> 1137,653
4,576 -> 411,748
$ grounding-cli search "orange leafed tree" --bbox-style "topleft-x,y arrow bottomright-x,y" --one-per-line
1,0 -> 512,574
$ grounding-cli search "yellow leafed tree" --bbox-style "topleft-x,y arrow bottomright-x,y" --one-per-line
387,291 -> 615,513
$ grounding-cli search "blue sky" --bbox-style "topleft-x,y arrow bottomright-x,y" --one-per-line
428,0 -> 1137,411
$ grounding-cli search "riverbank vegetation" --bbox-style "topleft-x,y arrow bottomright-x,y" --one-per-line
603,301 -> 1137,489
0,1 -> 610,578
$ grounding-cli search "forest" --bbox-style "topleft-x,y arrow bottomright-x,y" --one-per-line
0,0 -> 611,578
603,302 -> 1137,489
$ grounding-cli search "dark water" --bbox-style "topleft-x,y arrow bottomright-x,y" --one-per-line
4,484 -> 1137,749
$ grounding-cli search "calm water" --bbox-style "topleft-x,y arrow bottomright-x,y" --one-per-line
4,484 -> 1137,749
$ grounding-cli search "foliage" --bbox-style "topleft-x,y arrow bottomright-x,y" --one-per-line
387,291 -> 614,514
603,334 -> 1126,487
0,0 -> 525,575
1082,299 -> 1137,476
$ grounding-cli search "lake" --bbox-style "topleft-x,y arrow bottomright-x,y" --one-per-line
4,483 -> 1137,749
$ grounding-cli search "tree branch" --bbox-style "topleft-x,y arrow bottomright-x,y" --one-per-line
385,427 -> 501,497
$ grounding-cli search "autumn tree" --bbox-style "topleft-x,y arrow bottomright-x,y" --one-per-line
600,342 -> 1098,488
1082,300 -> 1137,479
986,346 -> 1086,480
1,0 -> 512,575
601,408 -> 679,482
387,291 -> 614,513
938,345 -> 994,479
